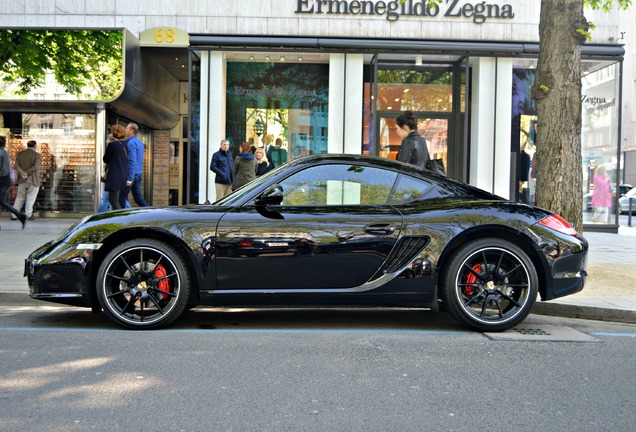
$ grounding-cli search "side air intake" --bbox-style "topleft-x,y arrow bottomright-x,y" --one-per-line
383,236 -> 430,273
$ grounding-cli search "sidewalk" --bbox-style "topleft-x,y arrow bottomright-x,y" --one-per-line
1,215 -> 635,324
532,226 -> 636,324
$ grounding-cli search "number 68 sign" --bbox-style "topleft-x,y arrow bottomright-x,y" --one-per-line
140,27 -> 189,47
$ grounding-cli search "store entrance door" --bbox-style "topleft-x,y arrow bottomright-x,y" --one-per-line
365,55 -> 467,180
377,114 -> 449,169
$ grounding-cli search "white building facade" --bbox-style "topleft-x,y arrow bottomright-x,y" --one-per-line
0,0 -> 625,230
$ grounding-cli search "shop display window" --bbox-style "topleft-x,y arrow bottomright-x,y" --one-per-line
225,62 -> 329,163
581,62 -> 621,225
4,113 -> 96,214
512,60 -> 620,225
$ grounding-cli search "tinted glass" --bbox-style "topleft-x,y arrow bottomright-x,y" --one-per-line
279,164 -> 398,206
388,174 -> 432,204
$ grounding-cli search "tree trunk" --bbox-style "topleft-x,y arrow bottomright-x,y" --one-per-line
531,0 -> 588,232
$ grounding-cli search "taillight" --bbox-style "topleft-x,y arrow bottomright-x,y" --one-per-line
538,214 -> 577,236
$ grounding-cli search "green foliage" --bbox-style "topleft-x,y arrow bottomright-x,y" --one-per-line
584,0 -> 631,11
0,29 -> 123,99
576,28 -> 593,41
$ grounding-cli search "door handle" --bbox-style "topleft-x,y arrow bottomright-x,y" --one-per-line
364,223 -> 396,235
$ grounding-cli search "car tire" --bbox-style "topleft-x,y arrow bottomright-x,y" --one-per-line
440,238 -> 538,332
96,239 -> 191,329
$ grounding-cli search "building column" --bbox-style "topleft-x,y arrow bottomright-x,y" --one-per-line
469,57 -> 513,199
95,103 -> 107,212
328,54 -> 345,154
328,53 -> 364,155
344,54 -> 364,154
198,51 -> 226,204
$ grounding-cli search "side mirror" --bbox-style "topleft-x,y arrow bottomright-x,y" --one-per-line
255,185 -> 284,206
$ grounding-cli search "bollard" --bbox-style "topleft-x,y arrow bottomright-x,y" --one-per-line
629,198 -> 634,227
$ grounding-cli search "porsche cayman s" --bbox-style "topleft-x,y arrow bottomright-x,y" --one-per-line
26,154 -> 588,331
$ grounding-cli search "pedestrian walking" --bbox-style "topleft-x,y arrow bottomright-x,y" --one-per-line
395,110 -> 429,169
103,125 -> 129,211
0,136 -> 27,229
12,139 -> 41,221
232,141 -> 257,190
98,134 -> 130,213
120,122 -> 149,208
209,139 -> 234,200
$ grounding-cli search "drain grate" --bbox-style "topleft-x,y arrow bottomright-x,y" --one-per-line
515,328 -> 550,336
484,325 -> 599,342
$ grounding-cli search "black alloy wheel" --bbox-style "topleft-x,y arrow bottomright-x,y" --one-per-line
441,239 -> 538,332
96,239 -> 191,329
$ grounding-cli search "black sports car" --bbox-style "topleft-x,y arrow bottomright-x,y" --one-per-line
26,154 -> 588,331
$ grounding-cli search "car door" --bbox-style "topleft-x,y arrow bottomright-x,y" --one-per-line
215,162 -> 403,290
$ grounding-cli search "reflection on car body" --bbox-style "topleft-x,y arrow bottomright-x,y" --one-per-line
26,154 -> 588,332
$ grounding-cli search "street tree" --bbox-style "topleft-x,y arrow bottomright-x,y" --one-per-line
532,0 -> 631,232
0,29 -> 123,100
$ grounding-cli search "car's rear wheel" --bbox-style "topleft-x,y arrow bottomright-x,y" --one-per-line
440,239 -> 537,332
96,239 -> 191,329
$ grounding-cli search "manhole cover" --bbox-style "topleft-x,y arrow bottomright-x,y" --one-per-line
484,325 -> 599,342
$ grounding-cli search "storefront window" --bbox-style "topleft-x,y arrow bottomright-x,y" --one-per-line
363,66 -> 455,167
3,113 -> 96,213
225,62 -> 329,165
512,60 -> 621,226
581,62 -> 620,225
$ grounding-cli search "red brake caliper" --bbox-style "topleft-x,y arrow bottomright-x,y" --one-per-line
154,264 -> 170,300
464,264 -> 481,296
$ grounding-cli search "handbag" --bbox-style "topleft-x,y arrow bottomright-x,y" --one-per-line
426,158 -> 446,176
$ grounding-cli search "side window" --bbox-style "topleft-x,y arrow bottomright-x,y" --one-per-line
279,164 -> 398,206
388,174 -> 432,204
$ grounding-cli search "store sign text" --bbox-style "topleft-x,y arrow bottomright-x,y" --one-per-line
232,87 -> 318,98
294,0 -> 515,23
582,95 -> 615,112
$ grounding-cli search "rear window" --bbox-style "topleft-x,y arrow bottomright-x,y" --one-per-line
388,174 -> 432,204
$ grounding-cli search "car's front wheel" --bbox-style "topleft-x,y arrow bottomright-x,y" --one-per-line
96,239 -> 191,329
440,239 -> 538,332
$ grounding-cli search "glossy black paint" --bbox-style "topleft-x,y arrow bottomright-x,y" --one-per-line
26,154 -> 588,329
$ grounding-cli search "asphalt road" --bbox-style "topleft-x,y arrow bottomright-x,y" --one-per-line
1,307 -> 635,432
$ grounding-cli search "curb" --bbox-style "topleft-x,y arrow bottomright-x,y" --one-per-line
2,292 -> 636,325
532,302 -> 636,325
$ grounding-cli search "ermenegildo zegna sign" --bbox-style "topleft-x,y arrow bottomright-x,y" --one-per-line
294,0 -> 515,23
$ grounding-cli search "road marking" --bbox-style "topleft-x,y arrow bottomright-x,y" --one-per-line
589,332 -> 636,338
0,327 -> 467,334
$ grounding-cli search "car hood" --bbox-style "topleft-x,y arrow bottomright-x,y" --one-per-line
57,205 -> 230,245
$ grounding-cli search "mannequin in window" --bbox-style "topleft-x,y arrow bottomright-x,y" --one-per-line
591,165 -> 611,223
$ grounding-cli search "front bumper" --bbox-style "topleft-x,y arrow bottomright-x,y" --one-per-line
26,240 -> 97,307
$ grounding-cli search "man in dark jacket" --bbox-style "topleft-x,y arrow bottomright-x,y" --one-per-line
395,111 -> 429,170
210,139 -> 234,200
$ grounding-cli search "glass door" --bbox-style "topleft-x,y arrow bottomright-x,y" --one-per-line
364,59 -> 461,177
378,114 -> 448,168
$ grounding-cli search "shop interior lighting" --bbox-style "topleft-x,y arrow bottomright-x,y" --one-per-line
279,54 -> 286,62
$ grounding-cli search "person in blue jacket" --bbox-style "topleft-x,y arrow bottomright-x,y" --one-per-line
120,122 -> 149,208
209,139 -> 234,200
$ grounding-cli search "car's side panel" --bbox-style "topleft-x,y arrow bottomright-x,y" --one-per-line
214,205 -> 403,290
